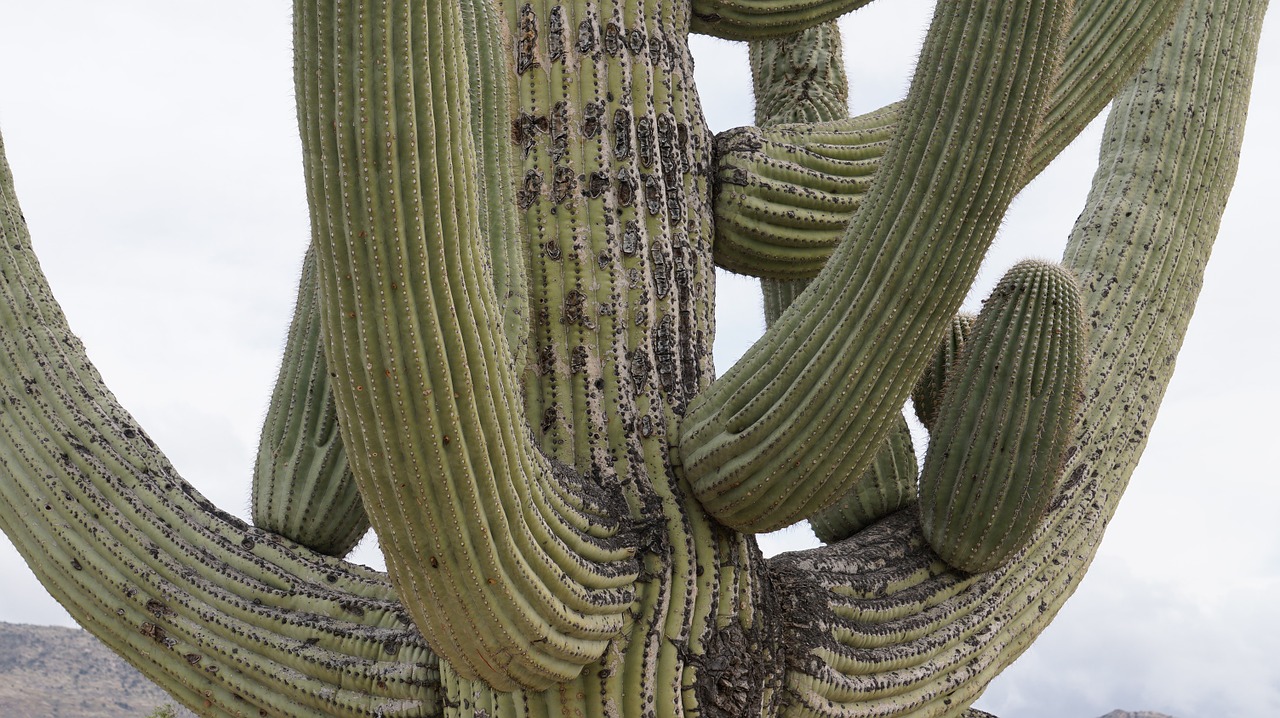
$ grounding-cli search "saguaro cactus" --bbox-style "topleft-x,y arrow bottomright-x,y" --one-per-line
0,0 -> 1269,716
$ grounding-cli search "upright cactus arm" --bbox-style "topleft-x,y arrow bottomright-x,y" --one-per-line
689,0 -> 876,41
253,246 -> 369,558
252,0 -> 531,560
711,0 -> 1185,281
678,0 -> 1071,532
294,0 -> 637,692
768,0 -> 1267,712
0,136 -> 441,717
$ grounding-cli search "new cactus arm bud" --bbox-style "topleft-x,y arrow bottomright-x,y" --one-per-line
911,313 -> 976,431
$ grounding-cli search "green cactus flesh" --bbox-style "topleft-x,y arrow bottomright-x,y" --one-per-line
750,18 -> 847,324
0,0 -> 1269,715
918,262 -> 1085,574
809,414 -> 918,544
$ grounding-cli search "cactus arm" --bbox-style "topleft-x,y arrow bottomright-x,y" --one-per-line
294,0 -> 637,691
918,261 -> 1085,573
253,246 -> 369,558
678,0 -> 1071,532
808,413 -> 916,543
750,19 -> 850,323
689,0 -> 876,42
0,135 -> 441,717
710,0 -> 1184,281
769,0 -> 1268,712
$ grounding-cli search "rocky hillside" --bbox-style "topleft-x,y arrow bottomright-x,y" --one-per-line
0,622 -> 193,718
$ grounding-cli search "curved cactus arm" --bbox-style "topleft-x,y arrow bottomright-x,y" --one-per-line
689,0 -> 875,42
678,0 -> 1071,532
710,0 -> 1184,281
0,135 -> 440,717
253,246 -> 369,558
767,0 -> 1268,712
294,0 -> 638,691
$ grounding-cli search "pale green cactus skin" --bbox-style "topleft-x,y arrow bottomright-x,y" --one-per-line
0,0 -> 1269,717
912,313 -> 976,431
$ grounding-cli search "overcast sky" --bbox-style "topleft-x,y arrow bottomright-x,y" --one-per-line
0,2 -> 1276,717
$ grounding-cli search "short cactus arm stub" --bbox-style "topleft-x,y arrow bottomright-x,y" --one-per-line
253,246 -> 369,558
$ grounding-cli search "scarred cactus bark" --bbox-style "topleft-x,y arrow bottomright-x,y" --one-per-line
0,0 -> 1269,716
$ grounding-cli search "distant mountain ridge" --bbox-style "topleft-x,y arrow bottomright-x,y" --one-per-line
1098,713 -> 1176,718
0,621 -> 192,718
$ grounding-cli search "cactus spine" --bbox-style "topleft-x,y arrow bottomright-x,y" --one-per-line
0,0 -> 1269,716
